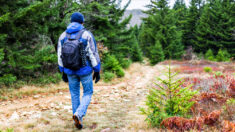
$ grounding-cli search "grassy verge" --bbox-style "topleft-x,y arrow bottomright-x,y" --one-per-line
0,72 -> 65,101
0,82 -> 69,101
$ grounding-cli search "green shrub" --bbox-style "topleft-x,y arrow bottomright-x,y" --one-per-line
198,52 -> 204,59
140,66 -> 198,127
119,58 -> 132,69
35,45 -> 57,63
116,68 -> 125,77
103,54 -> 120,72
0,74 -> 17,86
102,54 -> 125,77
226,98 -> 235,105
205,49 -> 215,61
216,49 -> 230,62
102,72 -> 115,82
204,67 -> 213,73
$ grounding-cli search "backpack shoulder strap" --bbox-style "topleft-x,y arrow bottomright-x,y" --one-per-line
75,29 -> 86,40
65,29 -> 86,40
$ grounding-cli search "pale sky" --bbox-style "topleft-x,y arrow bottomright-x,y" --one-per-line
122,0 -> 190,10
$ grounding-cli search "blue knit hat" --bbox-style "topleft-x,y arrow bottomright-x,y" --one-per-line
71,12 -> 84,24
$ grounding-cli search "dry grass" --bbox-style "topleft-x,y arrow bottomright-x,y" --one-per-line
0,82 -> 69,101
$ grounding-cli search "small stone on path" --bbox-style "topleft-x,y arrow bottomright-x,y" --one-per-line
33,95 -> 40,99
101,128 -> 111,132
9,111 -> 19,121
51,112 -> 57,116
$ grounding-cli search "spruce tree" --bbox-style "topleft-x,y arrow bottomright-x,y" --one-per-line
173,0 -> 188,40
182,0 -> 204,47
149,41 -> 165,64
0,0 -> 75,85
131,35 -> 143,62
194,0 -> 235,57
205,49 -> 215,61
140,0 -> 184,63
79,0 -> 142,65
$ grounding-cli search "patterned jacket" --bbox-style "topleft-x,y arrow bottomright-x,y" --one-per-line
57,22 -> 101,76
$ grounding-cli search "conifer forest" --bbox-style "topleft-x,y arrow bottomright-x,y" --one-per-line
0,0 -> 234,131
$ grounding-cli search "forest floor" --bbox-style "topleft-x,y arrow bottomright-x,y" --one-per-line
0,60 -> 234,132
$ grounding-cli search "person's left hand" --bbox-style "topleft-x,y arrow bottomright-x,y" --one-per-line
93,72 -> 100,83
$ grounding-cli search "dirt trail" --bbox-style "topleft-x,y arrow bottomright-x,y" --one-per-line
0,63 -> 165,132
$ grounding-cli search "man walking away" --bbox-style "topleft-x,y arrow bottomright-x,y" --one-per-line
57,12 -> 101,129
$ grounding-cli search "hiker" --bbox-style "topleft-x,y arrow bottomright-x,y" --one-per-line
57,12 -> 101,129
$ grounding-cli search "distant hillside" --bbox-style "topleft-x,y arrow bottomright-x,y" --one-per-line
123,9 -> 148,27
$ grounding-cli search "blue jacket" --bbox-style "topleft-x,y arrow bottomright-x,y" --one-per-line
57,22 -> 101,76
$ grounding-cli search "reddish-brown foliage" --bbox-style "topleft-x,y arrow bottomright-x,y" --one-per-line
160,117 -> 196,131
222,120 -> 235,132
204,110 -> 221,126
195,93 -> 227,103
194,116 -> 206,131
160,110 -> 221,131
227,77 -> 235,97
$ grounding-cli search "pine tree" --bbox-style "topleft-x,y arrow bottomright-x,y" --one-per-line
173,0 -> 188,39
182,0 -> 205,47
173,0 -> 186,10
149,41 -> 165,64
79,0 -> 142,65
141,66 -> 198,127
216,49 -> 230,62
131,35 -> 143,62
205,49 -> 215,61
194,0 -> 235,57
140,0 -> 184,63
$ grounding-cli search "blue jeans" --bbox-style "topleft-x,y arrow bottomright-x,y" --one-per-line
67,73 -> 93,119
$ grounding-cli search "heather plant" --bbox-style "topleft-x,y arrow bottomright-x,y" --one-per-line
140,66 -> 198,127
222,98 -> 235,121
214,71 -> 223,77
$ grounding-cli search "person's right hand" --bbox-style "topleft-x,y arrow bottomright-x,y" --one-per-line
62,72 -> 68,82
93,72 -> 100,83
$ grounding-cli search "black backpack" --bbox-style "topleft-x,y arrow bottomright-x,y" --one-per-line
61,30 -> 87,70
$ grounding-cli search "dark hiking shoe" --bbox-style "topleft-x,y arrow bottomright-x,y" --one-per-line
73,115 -> 83,129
